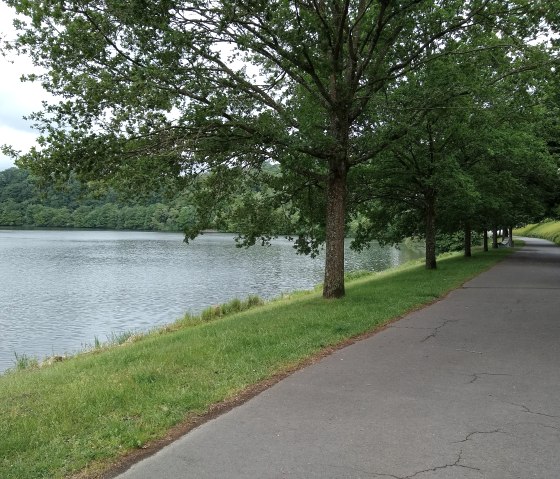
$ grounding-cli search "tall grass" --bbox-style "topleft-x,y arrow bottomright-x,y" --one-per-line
515,220 -> 560,245
0,247 -> 514,479
12,353 -> 38,371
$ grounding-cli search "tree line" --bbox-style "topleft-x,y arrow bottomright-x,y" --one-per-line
0,166 -> 296,234
2,1 -> 559,298
0,167 -> 199,231
0,165 -> 494,255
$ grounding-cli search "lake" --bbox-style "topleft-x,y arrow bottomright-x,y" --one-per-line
0,229 -> 423,373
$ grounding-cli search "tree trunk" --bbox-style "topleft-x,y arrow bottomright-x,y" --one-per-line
509,226 -> 514,247
425,193 -> 437,269
483,229 -> 488,252
464,222 -> 472,257
323,168 -> 347,298
492,226 -> 498,249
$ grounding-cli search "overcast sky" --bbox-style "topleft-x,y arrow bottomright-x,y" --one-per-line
0,4 -> 52,172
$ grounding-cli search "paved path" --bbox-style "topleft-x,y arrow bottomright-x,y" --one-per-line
117,238 -> 560,478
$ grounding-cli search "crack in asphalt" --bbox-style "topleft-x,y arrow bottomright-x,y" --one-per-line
367,450 -> 481,479
402,450 -> 481,478
421,319 -> 458,343
452,429 -> 506,444
511,402 -> 560,419
390,325 -> 435,331
468,372 -> 511,384
490,396 -> 560,419
504,401 -> 560,419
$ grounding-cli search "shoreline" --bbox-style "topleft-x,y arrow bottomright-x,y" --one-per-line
0,229 -> 424,375
0,245 -> 514,479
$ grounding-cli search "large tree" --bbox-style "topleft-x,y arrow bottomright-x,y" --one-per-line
3,0 -> 558,297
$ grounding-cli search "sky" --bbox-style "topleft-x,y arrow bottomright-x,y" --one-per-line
0,4 -> 52,172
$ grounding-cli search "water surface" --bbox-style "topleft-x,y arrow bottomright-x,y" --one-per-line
0,230 -> 423,373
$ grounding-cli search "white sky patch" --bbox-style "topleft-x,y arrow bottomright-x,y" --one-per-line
0,126 -> 39,170
0,3 -> 53,171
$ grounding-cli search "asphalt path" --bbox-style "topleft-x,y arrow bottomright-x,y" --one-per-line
117,237 -> 560,478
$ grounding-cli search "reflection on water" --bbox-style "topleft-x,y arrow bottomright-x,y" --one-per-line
0,230 -> 423,372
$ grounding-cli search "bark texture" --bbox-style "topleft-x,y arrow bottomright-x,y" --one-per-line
323,168 -> 347,298
492,227 -> 499,249
464,222 -> 472,257
425,193 -> 437,269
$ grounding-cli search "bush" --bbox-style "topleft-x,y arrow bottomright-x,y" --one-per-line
436,231 -> 483,253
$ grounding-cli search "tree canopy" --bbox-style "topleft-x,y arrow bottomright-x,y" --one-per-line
2,0 -> 559,297
351,43 -> 559,266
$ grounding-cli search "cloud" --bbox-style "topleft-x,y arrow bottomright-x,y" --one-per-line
0,4 -> 51,171
0,66 -> 44,170
0,85 -> 44,134
0,125 -> 41,171
0,154 -> 16,172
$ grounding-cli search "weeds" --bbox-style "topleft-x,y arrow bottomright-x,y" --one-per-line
12,353 -> 38,371
344,269 -> 373,281
198,295 -> 264,323
107,330 -> 136,346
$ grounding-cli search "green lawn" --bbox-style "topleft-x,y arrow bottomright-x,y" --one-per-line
0,247 -> 515,479
515,221 -> 560,245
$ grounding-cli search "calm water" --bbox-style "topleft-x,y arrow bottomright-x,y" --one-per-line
0,230 -> 423,373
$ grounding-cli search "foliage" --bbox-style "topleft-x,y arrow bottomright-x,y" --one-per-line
349,40 -> 559,267
0,246 -> 514,479
0,165 -> 307,238
0,167 -> 201,231
3,0 -> 557,297
436,231 -> 483,254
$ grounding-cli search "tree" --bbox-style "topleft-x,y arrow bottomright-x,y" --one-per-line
350,108 -> 481,269
350,35 -> 559,265
0,167 -> 34,203
537,65 -> 560,217
460,57 -> 560,243
3,0 -> 558,297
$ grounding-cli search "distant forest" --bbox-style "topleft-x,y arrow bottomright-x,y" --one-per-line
0,167 -> 196,231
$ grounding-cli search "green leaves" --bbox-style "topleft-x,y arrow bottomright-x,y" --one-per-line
3,0 -> 559,293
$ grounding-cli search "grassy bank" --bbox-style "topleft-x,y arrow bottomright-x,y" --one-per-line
1,247 -> 515,479
515,221 -> 560,245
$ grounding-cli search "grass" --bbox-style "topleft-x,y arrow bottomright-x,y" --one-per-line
0,246 -> 515,479
515,220 -> 560,245
12,353 -> 39,372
